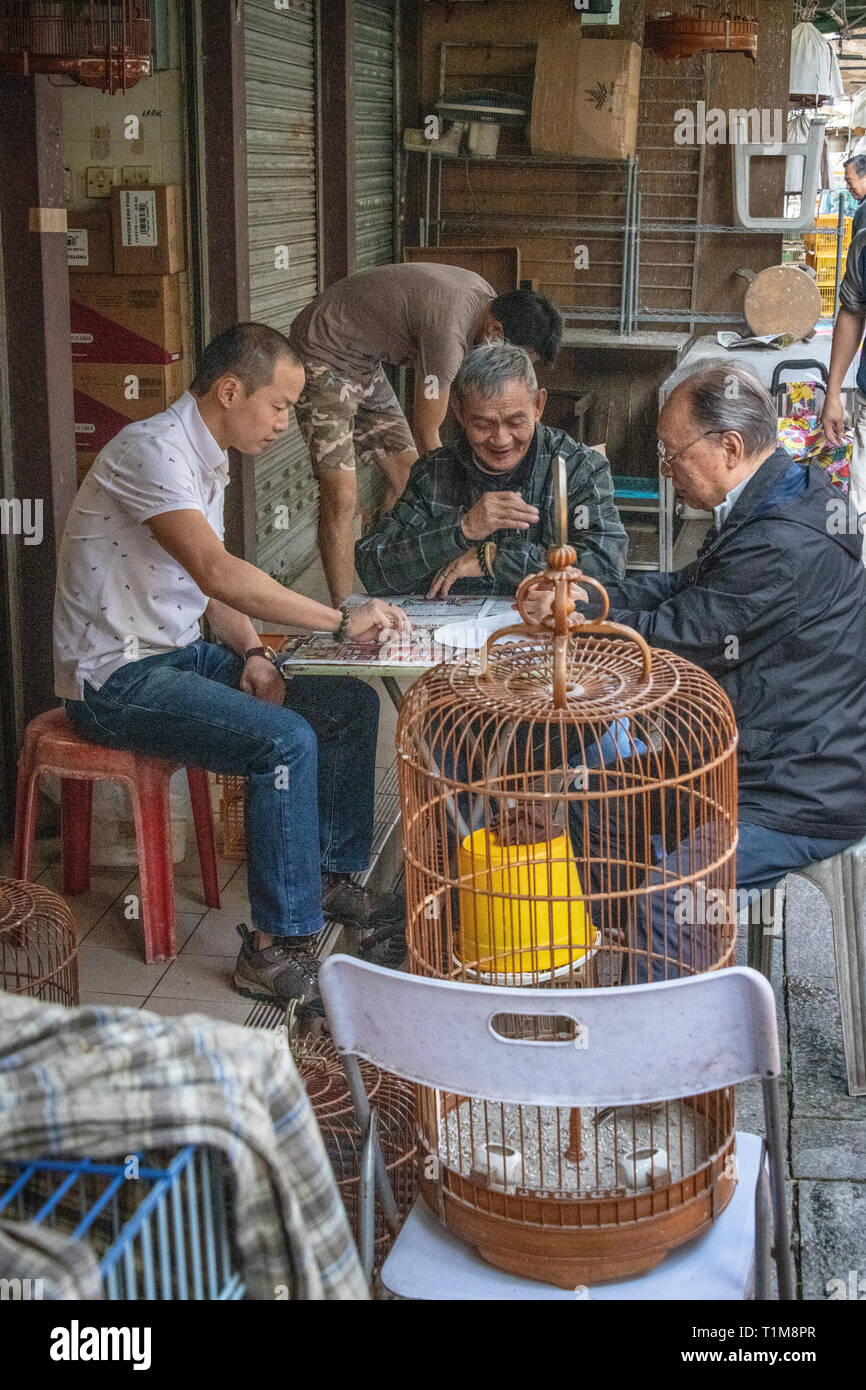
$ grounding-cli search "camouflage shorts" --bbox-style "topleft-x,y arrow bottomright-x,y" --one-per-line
294,361 -> 416,477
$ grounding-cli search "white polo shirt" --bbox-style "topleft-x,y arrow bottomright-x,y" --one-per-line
53,391 -> 230,701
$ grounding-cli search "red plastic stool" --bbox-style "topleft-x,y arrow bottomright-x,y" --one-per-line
12,708 -> 221,963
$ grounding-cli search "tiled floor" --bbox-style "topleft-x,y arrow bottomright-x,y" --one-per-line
1,830 -> 258,1022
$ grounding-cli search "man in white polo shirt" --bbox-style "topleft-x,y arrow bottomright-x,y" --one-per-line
54,322 -> 408,1007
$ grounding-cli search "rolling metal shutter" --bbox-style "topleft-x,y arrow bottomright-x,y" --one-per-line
354,0 -> 396,270
245,0 -> 321,581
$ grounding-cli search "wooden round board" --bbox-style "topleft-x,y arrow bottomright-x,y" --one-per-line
743,265 -> 822,340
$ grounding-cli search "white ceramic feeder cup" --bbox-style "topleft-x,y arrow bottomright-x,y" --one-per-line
617,1146 -> 670,1191
473,1141 -> 522,1188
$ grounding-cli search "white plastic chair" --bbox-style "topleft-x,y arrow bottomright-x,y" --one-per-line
748,835 -> 866,1096
732,118 -> 825,231
319,957 -> 794,1301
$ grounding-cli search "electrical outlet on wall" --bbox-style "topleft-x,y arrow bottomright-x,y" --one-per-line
121,167 -> 152,186
86,167 -> 115,198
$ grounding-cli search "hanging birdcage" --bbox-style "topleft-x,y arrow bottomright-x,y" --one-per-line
292,1035 -> 417,1265
396,466 -> 739,1285
0,2 -> 152,93
0,877 -> 79,1006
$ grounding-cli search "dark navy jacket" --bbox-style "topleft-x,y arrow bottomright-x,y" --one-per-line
602,448 -> 866,839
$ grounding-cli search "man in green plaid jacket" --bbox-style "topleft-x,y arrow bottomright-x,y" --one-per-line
355,343 -> 628,599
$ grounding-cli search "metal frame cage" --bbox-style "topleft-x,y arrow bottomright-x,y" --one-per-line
0,1146 -> 244,1300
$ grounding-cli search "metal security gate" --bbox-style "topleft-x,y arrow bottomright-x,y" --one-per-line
245,0 -> 321,582
354,0 -> 397,271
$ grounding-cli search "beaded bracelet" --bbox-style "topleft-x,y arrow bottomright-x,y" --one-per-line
477,541 -> 496,579
334,604 -> 351,643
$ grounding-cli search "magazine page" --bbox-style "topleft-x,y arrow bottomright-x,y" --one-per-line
279,594 -> 515,670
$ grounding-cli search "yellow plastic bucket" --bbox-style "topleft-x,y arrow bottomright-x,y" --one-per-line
457,827 -> 594,983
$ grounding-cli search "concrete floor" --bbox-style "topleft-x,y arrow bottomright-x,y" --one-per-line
759,876 -> 866,1301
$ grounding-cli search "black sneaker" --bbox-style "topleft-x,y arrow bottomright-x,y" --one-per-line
233,924 -> 320,1005
321,873 -> 404,930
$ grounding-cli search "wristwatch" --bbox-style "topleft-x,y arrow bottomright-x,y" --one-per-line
243,645 -> 278,664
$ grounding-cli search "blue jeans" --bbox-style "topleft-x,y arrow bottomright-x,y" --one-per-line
65,640 -> 379,938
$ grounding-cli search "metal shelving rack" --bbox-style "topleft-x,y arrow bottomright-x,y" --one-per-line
420,39 -> 640,332
417,148 -> 641,336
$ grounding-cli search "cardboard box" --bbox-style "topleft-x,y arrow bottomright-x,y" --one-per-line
67,210 -> 114,274
111,184 -> 186,275
70,274 -> 183,364
73,361 -> 186,454
530,34 -> 641,161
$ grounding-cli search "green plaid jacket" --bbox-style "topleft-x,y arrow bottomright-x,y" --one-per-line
355,424 -> 628,597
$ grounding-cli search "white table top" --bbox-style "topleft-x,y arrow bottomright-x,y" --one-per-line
661,328 -> 858,401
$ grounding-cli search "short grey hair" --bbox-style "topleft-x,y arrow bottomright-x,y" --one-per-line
453,342 -> 538,404
668,360 -> 777,454
844,153 -> 866,177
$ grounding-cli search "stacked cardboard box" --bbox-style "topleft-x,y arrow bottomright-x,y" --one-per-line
67,187 -> 187,483
530,32 -> 642,161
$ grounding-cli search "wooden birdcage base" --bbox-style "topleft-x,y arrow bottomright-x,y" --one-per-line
643,17 -> 757,61
0,52 -> 151,89
421,1134 -> 737,1287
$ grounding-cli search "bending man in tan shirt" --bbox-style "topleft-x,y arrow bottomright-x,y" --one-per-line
289,262 -> 562,604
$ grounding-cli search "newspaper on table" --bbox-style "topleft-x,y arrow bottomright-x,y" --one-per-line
278,594 -> 516,671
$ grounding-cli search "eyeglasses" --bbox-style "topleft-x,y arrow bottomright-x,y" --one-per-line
657,430 -> 725,473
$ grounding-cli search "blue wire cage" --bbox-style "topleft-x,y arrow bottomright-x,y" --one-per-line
0,1146 -> 245,1300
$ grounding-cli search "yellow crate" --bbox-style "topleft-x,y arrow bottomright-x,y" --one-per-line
804,216 -> 851,257
819,282 -> 836,316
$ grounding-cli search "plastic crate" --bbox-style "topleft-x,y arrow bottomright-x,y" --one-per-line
0,1146 -> 244,1300
819,282 -> 836,317
612,474 -> 660,501
804,216 -> 851,258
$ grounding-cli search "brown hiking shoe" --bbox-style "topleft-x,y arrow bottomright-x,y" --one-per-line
233,924 -> 320,1005
321,873 -> 404,930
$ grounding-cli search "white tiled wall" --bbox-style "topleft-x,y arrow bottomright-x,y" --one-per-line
60,1 -> 194,389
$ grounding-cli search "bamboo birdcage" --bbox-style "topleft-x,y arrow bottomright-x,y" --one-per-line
644,1 -> 758,61
396,460 -> 739,1285
292,1035 -> 417,1266
0,2 -> 152,93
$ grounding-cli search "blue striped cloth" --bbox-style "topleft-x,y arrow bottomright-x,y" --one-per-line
0,994 -> 368,1301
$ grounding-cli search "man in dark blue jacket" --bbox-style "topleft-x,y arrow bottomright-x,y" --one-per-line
577,361 -> 866,977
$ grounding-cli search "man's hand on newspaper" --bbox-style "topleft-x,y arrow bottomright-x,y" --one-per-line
345,598 -> 412,645
427,548 -> 483,598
